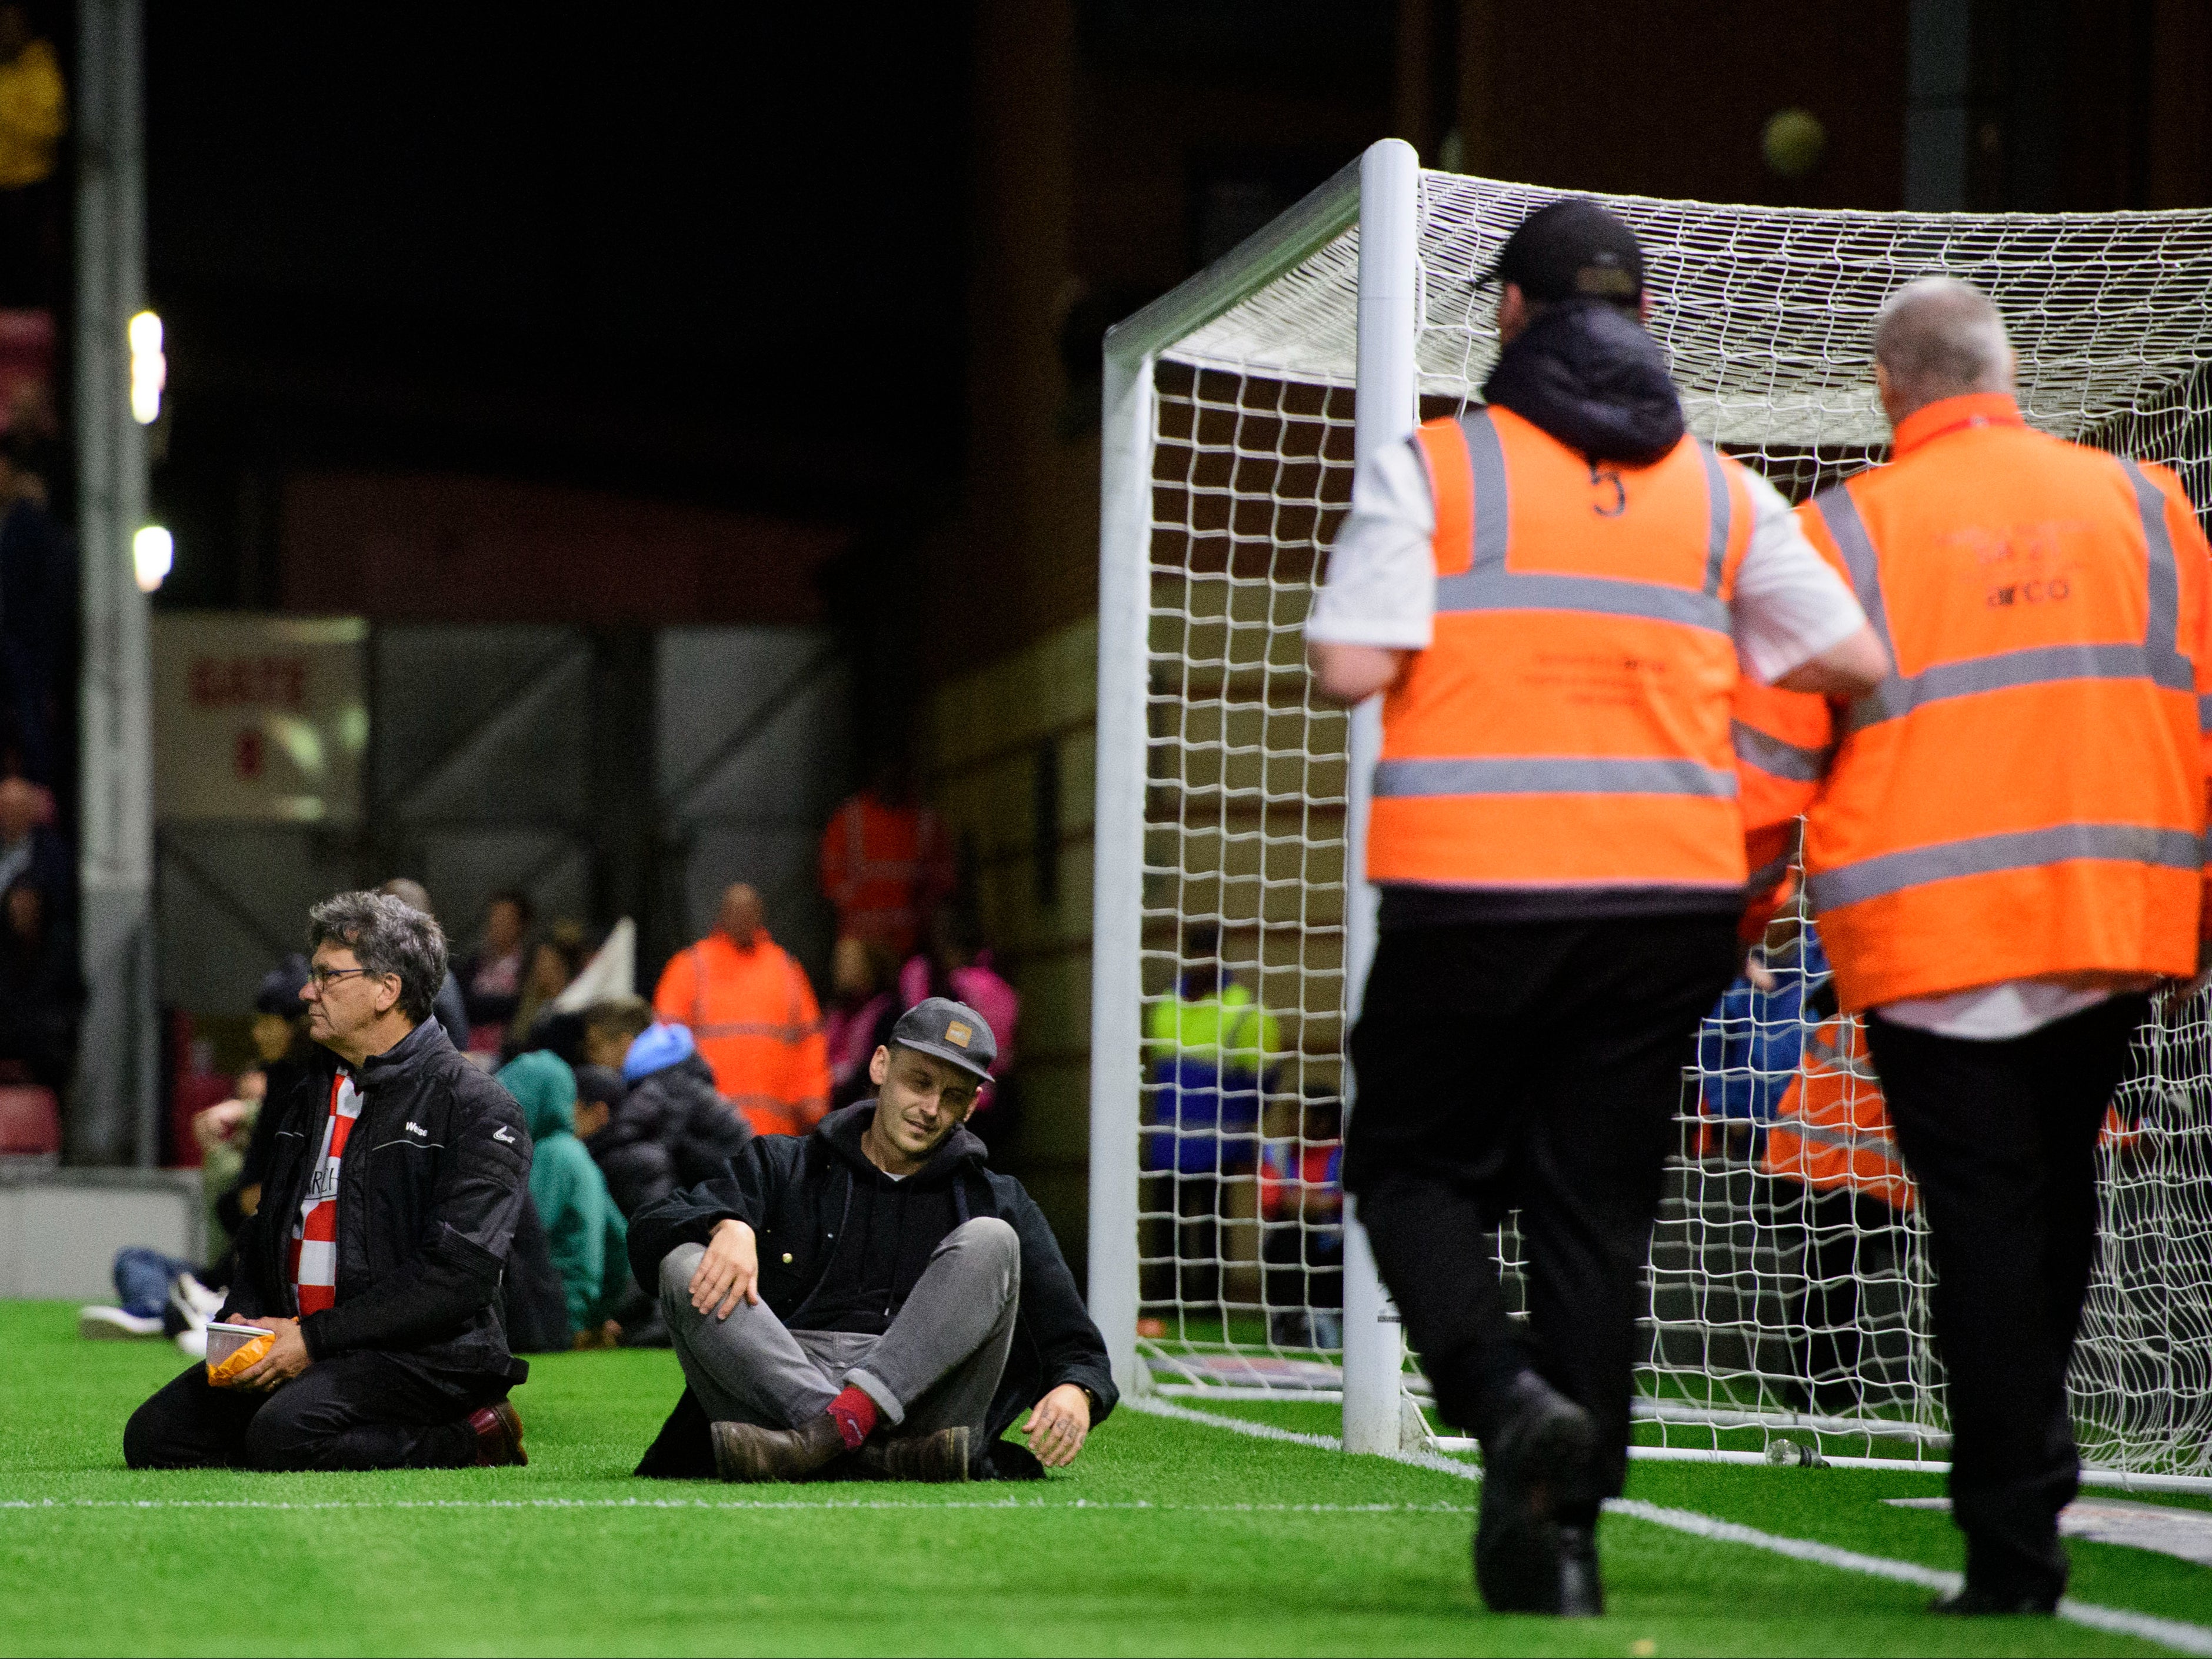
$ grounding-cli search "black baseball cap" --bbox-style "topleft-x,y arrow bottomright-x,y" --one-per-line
1483,198 -> 1645,306
891,996 -> 997,1082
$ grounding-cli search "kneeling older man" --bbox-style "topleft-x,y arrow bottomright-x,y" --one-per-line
631,998 -> 1115,1481
124,890 -> 531,1471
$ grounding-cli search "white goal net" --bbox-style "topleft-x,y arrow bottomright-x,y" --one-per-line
1090,140 -> 2212,1487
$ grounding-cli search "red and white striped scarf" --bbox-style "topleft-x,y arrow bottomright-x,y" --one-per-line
289,1073 -> 361,1317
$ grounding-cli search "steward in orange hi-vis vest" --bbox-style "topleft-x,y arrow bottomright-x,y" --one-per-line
1791,391 -> 2212,1013
1305,199 -> 1885,1617
1764,277 -> 2212,1614
1372,405 -> 1757,900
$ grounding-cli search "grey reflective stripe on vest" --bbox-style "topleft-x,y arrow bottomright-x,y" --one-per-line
2201,691 -> 2212,734
1431,409 -> 1731,635
1697,441 -> 1732,598
1805,822 -> 2206,911
1730,718 -> 1826,782
1818,465 -> 2196,735
2121,457 -> 2195,692
1373,755 -> 1739,799
1746,851 -> 1791,896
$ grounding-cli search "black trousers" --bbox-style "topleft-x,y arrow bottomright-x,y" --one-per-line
1864,993 -> 2148,1600
1344,913 -> 1741,1506
123,1352 -> 502,1472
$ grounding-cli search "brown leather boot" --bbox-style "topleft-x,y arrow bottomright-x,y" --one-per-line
711,1414 -> 850,1483
854,1425 -> 971,1483
467,1400 -> 527,1467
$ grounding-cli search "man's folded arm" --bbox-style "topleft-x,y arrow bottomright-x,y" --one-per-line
299,1084 -> 530,1361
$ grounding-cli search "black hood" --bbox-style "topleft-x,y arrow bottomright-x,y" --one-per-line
815,1100 -> 987,1190
1481,299 -> 1684,467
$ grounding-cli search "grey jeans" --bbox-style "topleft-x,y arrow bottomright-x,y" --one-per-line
658,1215 -> 1021,1438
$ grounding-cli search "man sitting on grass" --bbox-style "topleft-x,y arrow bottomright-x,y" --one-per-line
630,998 -> 1115,1482
122,891 -> 531,1471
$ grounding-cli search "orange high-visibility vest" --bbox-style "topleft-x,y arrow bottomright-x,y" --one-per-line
818,792 -> 952,958
1762,1014 -> 1914,1211
652,930 -> 831,1138
1368,405 -> 1757,897
1793,394 -> 2212,1012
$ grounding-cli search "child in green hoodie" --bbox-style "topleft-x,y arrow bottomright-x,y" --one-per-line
498,1050 -> 629,1342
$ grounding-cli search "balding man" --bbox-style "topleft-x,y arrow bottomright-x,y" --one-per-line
653,884 -> 831,1137
1786,278 -> 2212,1615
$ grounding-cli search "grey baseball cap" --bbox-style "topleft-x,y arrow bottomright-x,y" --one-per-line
891,996 -> 997,1082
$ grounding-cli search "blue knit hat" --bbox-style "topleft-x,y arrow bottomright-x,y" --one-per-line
622,1020 -> 697,1083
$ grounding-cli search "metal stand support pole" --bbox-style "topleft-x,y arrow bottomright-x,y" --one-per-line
72,0 -> 155,1166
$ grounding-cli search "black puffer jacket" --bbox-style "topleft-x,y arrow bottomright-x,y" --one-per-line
627,1102 -> 1116,1475
1481,297 -> 1685,465
586,1052 -> 752,1218
221,1018 -> 531,1393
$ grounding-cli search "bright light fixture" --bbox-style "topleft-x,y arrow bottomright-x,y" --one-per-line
133,524 -> 172,592
129,309 -> 165,425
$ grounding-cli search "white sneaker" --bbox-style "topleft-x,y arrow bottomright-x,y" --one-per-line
169,1272 -> 221,1331
174,1325 -> 208,1360
79,1305 -> 164,1340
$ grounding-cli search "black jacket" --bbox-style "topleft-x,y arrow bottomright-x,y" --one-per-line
627,1102 -> 1117,1475
587,1052 -> 752,1217
1481,297 -> 1685,467
221,1018 -> 531,1393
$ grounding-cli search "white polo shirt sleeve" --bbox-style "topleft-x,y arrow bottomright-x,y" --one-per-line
1305,437 -> 1437,649
1728,465 -> 1869,685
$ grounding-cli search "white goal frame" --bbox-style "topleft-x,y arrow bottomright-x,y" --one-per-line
1090,138 -> 2212,1490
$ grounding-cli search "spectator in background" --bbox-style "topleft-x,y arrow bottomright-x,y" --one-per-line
498,1051 -> 630,1348
1261,1090 -> 1344,1351
0,5 -> 61,308
458,890 -> 531,1058
0,437 -> 66,784
573,1063 -> 625,1144
502,920 -> 587,1063
0,774 -> 61,902
824,937 -> 895,1110
654,884 -> 829,1137
1139,923 -> 1279,1312
202,956 -> 318,1280
0,875 -> 75,1092
581,997 -> 752,1217
378,879 -> 470,1050
819,754 -> 953,960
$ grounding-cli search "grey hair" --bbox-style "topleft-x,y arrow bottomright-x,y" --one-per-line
307,890 -> 448,1025
1873,277 -> 2014,404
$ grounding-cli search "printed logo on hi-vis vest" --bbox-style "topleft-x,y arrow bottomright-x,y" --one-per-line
945,1021 -> 973,1048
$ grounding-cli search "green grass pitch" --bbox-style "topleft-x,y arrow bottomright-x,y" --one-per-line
1,1301 -> 2204,1655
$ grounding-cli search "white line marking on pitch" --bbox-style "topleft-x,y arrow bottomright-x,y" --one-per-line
0,1495 -> 1471,1514
1128,1396 -> 2212,1657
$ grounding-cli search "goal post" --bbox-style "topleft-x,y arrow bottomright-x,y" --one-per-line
1090,138 -> 2212,1489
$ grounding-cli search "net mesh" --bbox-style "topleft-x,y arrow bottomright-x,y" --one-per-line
1130,169 -> 2212,1479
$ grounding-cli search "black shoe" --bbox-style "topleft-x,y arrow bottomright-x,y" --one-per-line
1555,1526 -> 1604,1618
1930,1584 -> 2060,1616
1473,1374 -> 1600,1614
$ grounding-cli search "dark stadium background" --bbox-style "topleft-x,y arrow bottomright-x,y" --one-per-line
21,0 -> 2208,1256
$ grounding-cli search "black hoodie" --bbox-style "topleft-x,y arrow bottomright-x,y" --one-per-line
627,1101 -> 1117,1474
1480,297 -> 1685,466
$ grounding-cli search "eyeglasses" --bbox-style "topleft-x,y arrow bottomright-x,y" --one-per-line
307,965 -> 374,990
